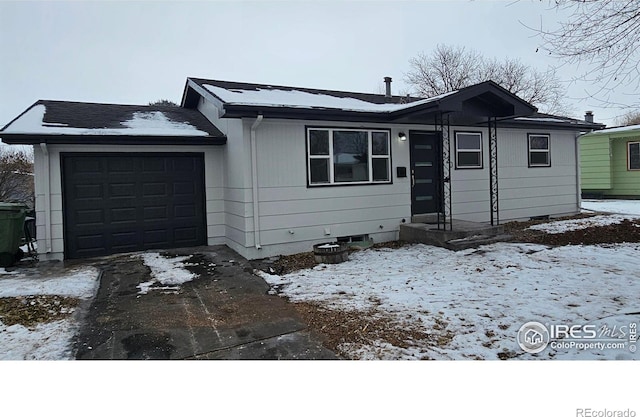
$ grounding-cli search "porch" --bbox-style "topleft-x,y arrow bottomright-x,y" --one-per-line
399,217 -> 513,250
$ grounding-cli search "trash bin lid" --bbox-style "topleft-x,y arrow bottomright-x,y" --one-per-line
0,202 -> 28,211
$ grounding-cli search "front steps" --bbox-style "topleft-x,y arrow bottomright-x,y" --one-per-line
399,219 -> 513,250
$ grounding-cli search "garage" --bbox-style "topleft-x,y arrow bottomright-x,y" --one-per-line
62,153 -> 207,259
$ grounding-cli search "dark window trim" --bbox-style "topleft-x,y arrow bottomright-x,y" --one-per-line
628,141 -> 640,171
454,130 -> 483,170
305,126 -> 393,188
527,133 -> 551,168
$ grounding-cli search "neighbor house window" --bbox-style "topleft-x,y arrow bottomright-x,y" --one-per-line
307,128 -> 391,185
528,134 -> 551,167
629,142 -> 640,170
455,132 -> 482,168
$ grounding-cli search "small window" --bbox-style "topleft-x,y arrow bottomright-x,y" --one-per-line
629,142 -> 640,170
528,134 -> 551,167
455,132 -> 482,169
307,128 -> 391,185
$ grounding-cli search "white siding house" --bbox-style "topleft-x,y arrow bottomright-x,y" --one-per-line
1,78 -> 603,260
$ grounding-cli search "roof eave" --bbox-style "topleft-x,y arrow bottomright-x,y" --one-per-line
221,104 -> 394,123
0,133 -> 227,146
498,120 -> 606,131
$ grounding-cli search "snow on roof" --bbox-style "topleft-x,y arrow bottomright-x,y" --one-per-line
203,84 -> 456,113
3,104 -> 210,136
583,124 -> 640,136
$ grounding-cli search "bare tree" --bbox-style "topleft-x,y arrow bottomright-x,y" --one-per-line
405,45 -> 481,97
404,44 -> 570,114
0,146 -> 34,207
149,99 -> 178,107
530,0 -> 640,107
615,110 -> 640,127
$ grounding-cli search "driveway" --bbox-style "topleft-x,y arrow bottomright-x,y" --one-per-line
75,246 -> 337,360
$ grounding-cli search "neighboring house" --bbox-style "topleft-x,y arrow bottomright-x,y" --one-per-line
0,78 -> 603,261
580,124 -> 640,198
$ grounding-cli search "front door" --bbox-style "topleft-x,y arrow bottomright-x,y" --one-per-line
409,131 -> 442,214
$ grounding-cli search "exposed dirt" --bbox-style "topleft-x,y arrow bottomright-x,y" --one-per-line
253,240 -> 411,275
292,301 -> 443,358
0,295 -> 79,327
505,216 -> 640,246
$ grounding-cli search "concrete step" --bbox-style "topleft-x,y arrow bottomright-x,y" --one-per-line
445,233 -> 514,250
399,220 -> 509,250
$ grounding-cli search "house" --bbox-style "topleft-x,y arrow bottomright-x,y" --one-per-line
579,124 -> 640,198
0,77 -> 603,261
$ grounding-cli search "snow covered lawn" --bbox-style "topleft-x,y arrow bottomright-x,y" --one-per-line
582,199 -> 640,216
259,199 -> 640,360
0,266 -> 100,360
258,242 -> 640,360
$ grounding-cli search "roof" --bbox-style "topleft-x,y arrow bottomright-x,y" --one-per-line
580,123 -> 640,139
0,100 -> 226,145
183,78 -> 538,124
502,112 -> 605,131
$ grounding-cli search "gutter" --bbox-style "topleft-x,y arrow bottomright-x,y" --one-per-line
39,143 -> 52,254
250,115 -> 264,250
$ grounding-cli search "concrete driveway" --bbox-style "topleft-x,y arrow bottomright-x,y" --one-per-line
75,245 -> 337,360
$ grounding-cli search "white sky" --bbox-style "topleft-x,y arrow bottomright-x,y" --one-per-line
0,0 -> 636,130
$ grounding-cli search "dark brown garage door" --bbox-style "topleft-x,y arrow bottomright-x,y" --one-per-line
62,153 -> 206,259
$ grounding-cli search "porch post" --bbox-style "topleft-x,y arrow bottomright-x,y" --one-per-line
438,113 -> 453,231
488,117 -> 499,225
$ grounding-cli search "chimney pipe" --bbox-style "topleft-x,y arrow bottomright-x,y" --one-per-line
585,111 -> 594,123
384,76 -> 392,98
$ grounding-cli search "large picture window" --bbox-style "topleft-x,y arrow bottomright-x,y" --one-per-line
455,132 -> 482,169
629,142 -> 640,170
307,128 -> 391,185
528,134 -> 551,167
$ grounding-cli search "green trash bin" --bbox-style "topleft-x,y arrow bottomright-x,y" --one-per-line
0,203 -> 28,267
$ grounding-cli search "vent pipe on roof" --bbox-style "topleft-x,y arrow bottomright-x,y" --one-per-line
384,77 -> 392,99
585,111 -> 594,123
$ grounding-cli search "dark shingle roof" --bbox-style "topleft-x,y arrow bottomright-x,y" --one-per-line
187,78 -> 422,106
1,100 -> 226,145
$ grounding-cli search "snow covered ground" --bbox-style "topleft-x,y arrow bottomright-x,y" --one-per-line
258,199 -> 640,360
582,199 -> 640,216
0,266 -> 100,360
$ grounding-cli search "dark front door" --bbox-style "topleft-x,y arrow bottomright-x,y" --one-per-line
409,131 -> 442,214
62,153 -> 206,259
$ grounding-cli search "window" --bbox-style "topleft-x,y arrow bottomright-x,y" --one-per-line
629,142 -> 640,170
307,128 -> 391,185
528,134 -> 551,167
455,132 -> 482,168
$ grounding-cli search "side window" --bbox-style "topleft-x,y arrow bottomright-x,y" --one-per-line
455,132 -> 482,169
528,134 -> 551,167
629,142 -> 640,170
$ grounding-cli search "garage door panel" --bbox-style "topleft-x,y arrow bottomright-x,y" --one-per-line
74,184 -> 105,199
107,157 -> 136,173
109,183 -> 136,197
142,183 -> 168,197
63,153 -> 206,259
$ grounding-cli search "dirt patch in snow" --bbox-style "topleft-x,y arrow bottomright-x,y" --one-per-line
506,218 -> 640,246
292,301 -> 451,359
0,295 -> 79,327
255,241 -> 410,275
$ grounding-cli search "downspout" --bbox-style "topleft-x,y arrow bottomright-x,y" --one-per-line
39,143 -> 52,254
575,133 -> 582,212
250,115 -> 264,249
